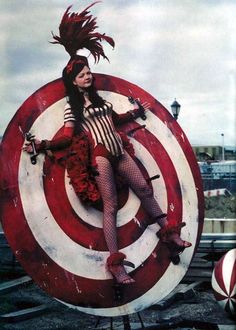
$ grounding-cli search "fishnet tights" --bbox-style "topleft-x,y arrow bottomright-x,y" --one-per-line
117,151 -> 167,227
95,151 -> 167,254
95,156 -> 119,254
95,151 -> 168,282
95,156 -> 132,283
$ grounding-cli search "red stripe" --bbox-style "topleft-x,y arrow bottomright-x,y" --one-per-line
229,259 -> 236,296
1,178 -> 170,308
42,124 -> 182,251
1,191 -> 173,308
214,256 -> 228,295
213,290 -> 227,301
0,74 -> 203,313
95,73 -> 204,250
225,299 -> 236,316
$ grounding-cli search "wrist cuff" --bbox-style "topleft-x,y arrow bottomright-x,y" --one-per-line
40,140 -> 50,150
128,110 -> 136,119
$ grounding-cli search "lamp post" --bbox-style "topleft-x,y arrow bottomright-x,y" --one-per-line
221,133 -> 225,161
171,99 -> 181,120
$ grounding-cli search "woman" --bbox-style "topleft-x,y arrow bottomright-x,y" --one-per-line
24,3 -> 191,285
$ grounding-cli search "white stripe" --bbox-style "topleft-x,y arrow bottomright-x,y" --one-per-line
102,109 -> 121,154
64,117 -> 75,122
83,105 -> 122,156
211,270 -> 228,297
99,115 -> 117,154
229,299 -> 235,314
64,107 -> 75,122
222,249 -> 236,295
217,298 -> 228,311
59,260 -> 188,316
19,100 -> 161,279
19,150 -> 159,279
64,108 -> 72,113
93,112 -> 115,153
66,140 -> 166,228
85,108 -> 102,143
19,91 -> 199,316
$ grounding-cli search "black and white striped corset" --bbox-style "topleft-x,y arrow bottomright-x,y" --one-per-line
81,101 -> 124,157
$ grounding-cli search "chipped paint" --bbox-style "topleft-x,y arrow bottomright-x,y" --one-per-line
133,217 -> 141,227
152,252 -> 157,259
74,280 -> 82,294
13,197 -> 18,207
169,203 -> 175,212
0,74 -> 204,317
18,125 -> 23,134
99,293 -> 105,298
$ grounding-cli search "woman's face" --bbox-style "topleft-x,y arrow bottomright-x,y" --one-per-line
73,66 -> 93,89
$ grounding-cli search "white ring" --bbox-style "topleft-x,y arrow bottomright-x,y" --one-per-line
18,92 -> 199,316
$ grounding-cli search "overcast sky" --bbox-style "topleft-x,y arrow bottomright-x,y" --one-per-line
1,0 -> 235,146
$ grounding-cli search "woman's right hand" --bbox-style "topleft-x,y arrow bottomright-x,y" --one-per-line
23,139 -> 41,154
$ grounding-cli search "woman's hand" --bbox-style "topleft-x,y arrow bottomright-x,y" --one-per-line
23,139 -> 41,154
133,100 -> 150,113
132,99 -> 150,120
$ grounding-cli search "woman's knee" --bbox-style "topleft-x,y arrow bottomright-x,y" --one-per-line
136,184 -> 153,199
103,199 -> 118,216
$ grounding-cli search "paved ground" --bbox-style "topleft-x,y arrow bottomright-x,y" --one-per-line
0,233 -> 235,330
0,279 -> 235,330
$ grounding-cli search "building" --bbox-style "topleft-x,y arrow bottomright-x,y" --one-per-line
192,145 -> 236,162
192,145 -> 236,192
198,160 -> 236,192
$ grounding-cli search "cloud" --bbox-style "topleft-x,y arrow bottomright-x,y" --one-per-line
0,0 -> 235,146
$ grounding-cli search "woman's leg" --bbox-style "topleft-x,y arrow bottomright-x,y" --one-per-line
117,151 -> 191,253
95,155 -> 135,283
117,151 -> 167,226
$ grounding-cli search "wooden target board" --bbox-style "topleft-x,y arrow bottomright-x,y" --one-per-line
0,74 -> 204,317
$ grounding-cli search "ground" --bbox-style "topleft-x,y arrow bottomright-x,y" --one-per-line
0,279 -> 235,330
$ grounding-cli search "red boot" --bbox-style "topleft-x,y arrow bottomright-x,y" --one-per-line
106,252 -> 135,284
157,222 -> 192,265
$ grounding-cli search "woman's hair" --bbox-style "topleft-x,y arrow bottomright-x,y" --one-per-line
62,61 -> 105,128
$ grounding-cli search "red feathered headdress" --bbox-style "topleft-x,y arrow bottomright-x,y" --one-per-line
51,1 -> 115,63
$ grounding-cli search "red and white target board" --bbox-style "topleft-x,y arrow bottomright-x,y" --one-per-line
212,248 -> 236,317
0,74 -> 204,317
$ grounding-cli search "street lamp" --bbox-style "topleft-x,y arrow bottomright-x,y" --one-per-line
171,99 -> 181,120
221,133 -> 225,161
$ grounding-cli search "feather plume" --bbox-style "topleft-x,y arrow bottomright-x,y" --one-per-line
51,1 -> 115,62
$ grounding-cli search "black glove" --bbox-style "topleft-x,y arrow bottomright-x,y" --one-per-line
128,96 -> 147,120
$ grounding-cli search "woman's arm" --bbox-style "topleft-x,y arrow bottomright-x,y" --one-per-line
112,101 -> 149,126
23,122 -> 75,153
40,122 -> 74,151
111,111 -> 133,125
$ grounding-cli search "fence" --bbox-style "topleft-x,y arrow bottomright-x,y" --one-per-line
201,176 -> 236,192
199,161 -> 236,193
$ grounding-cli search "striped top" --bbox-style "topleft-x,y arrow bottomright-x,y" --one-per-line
64,102 -> 124,157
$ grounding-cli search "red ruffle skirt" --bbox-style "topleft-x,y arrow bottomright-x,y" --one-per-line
64,131 -> 135,205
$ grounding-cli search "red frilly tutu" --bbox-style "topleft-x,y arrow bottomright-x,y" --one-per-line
64,131 -> 135,205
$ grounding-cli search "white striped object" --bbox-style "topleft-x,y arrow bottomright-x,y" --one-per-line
204,189 -> 231,197
212,248 -> 236,317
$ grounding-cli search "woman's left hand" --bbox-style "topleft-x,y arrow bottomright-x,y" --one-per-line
133,100 -> 150,112
132,100 -> 150,120
23,139 -> 41,154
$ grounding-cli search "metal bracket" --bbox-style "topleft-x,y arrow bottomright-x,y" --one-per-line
25,132 -> 39,165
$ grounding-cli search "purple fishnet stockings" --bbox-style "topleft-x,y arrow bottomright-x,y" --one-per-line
95,151 -> 167,253
117,151 -> 167,227
95,156 -> 119,254
95,151 -> 167,281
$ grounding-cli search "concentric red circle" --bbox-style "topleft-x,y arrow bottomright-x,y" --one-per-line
0,74 -> 204,316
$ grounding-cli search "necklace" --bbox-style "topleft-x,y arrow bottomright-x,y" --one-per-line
78,87 -> 89,97
83,91 -> 89,98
